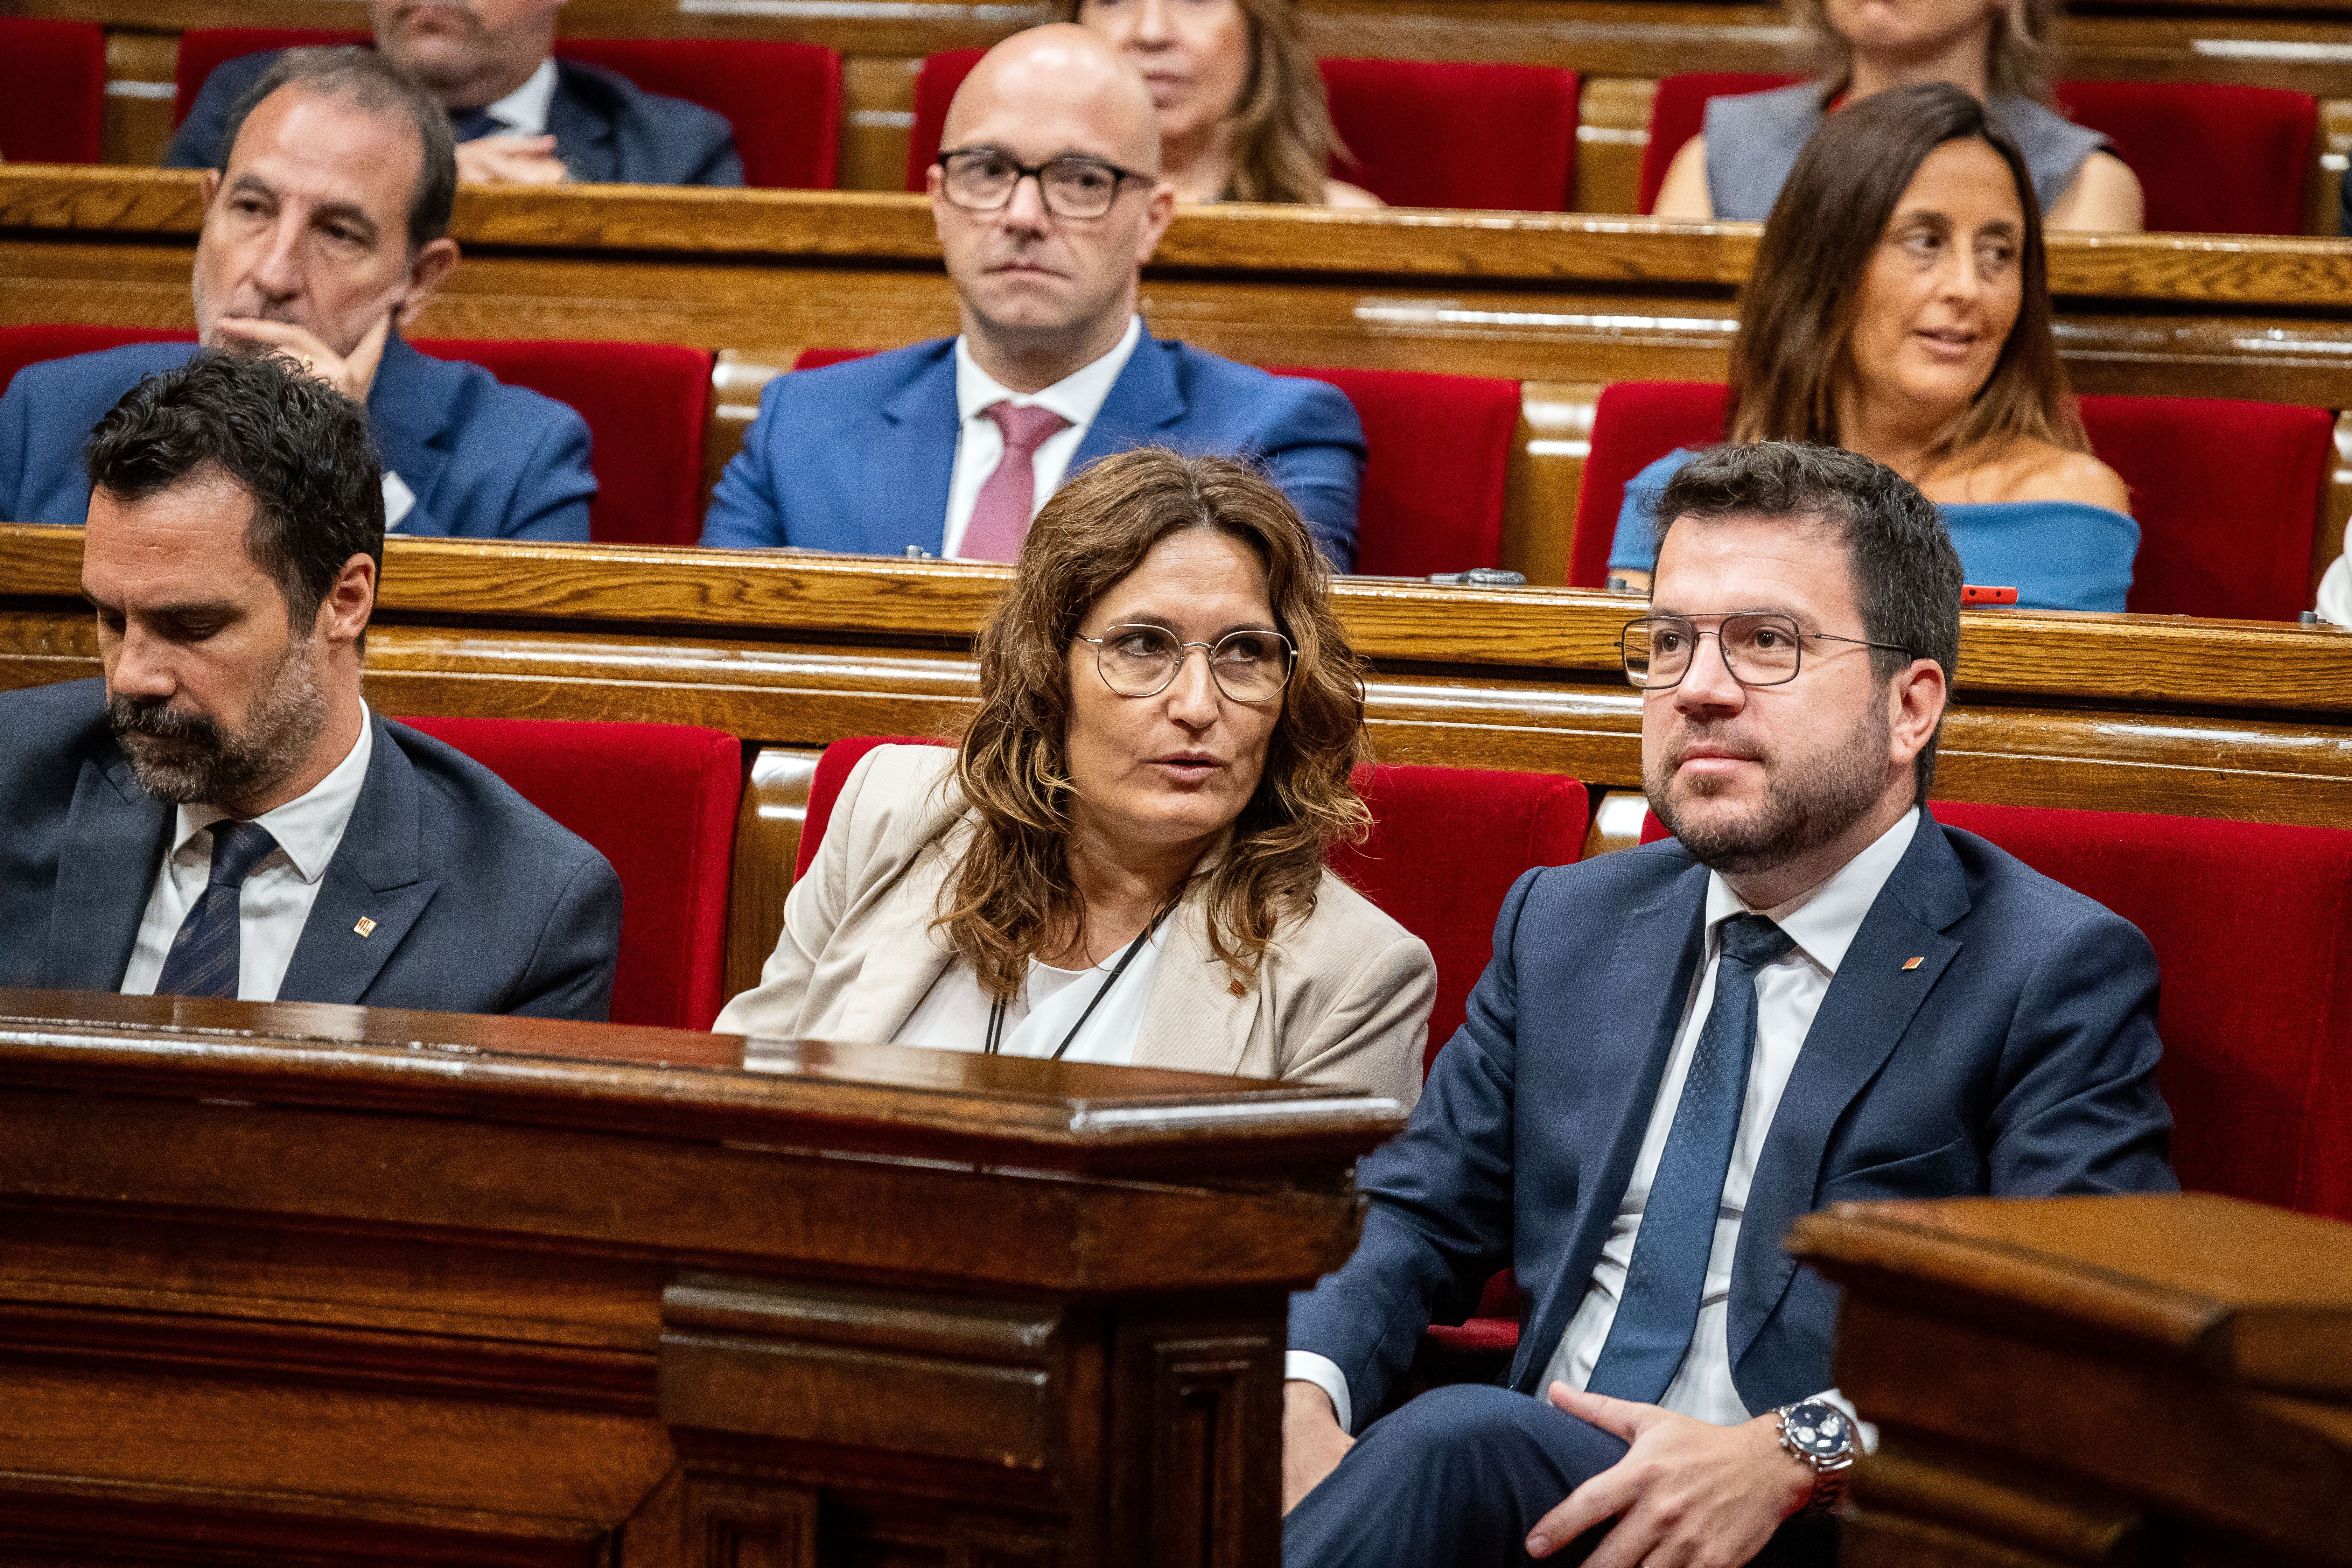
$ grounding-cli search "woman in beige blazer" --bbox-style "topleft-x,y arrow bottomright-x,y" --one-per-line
717,448 -> 1434,1107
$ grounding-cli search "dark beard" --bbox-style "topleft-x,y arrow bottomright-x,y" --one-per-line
108,643 -> 328,808
1645,701 -> 1892,876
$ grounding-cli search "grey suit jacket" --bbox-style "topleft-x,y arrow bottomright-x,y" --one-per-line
715,745 -> 1432,1104
0,678 -> 621,1020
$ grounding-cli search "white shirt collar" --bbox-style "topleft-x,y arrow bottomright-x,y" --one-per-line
174,705 -> 376,886
954,315 -> 1142,429
484,57 -> 559,138
1701,806 -> 1921,977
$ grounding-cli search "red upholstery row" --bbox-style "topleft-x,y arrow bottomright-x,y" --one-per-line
0,325 -> 713,549
168,27 -> 841,190
1639,72 -> 2317,237
790,347 -> 1521,577
0,19 -> 106,165
904,48 -> 1580,212
1570,379 -> 2335,623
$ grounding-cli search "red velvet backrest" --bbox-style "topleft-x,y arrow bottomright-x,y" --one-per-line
1637,803 -> 2352,1220
1267,366 -> 1520,576
0,326 -> 196,398
906,50 -> 1576,210
174,30 -> 369,127
0,19 -> 107,164
395,716 -> 744,1030
1331,766 -> 1589,1071
797,740 -> 1588,1074
1569,381 -> 1728,588
2054,80 -> 2315,237
553,38 -> 842,189
2076,394 -> 2331,621
1318,58 -> 1578,211
1638,72 -> 1798,215
413,337 -> 714,546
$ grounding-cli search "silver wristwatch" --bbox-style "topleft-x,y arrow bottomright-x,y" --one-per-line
1773,1400 -> 1857,1516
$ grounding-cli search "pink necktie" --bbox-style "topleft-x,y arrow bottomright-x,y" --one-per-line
960,401 -> 1071,561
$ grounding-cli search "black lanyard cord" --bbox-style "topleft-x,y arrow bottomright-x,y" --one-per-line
984,900 -> 1176,1062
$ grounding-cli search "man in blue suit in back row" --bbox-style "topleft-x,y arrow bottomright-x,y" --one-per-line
701,25 -> 1367,570
0,350 -> 621,1019
1282,443 -> 2177,1567
1,47 -> 595,544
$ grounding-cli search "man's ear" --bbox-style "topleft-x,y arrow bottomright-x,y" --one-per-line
397,238 -> 461,328
1888,655 -> 1948,769
926,162 -> 951,244
200,167 -> 222,210
1136,178 -> 1176,265
316,552 -> 377,652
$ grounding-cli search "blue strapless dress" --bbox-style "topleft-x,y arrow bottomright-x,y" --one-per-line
1609,449 -> 2140,613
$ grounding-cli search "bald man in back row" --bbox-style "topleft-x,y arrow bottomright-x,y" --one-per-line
700,25 -> 1367,569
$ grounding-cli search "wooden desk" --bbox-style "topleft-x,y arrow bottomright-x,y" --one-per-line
1789,1194 -> 2352,1568
10,168 -> 2352,587
0,987 -> 1399,1564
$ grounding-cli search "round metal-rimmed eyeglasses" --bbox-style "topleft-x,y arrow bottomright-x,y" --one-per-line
1619,612 -> 1915,691
1077,624 -> 1297,703
934,148 -> 1148,219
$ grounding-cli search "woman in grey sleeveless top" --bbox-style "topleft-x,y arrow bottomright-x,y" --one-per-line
1652,0 -> 2141,232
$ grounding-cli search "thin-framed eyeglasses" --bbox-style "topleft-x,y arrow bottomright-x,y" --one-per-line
1620,612 -> 1915,691
935,148 -> 1147,219
1077,624 -> 1297,703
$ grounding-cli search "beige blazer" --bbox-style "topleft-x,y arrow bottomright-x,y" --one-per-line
716,746 -> 1433,1107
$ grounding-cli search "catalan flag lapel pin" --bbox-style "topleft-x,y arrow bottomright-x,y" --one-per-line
354,917 -> 378,938
1901,956 -> 1923,971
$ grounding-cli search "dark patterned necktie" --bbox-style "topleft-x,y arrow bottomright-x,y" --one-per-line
152,821 -> 281,1000
1585,911 -> 1796,1404
448,108 -> 502,142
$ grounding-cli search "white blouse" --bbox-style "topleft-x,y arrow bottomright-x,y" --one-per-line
892,921 -> 1171,1066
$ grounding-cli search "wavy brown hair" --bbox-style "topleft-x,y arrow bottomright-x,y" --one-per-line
1071,0 -> 1344,204
1728,82 -> 2087,465
937,447 -> 1370,1002
1792,0 -> 2058,103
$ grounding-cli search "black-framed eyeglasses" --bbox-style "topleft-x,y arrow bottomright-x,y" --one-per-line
1077,624 -> 1296,703
936,148 -> 1147,219
1620,612 -> 1914,691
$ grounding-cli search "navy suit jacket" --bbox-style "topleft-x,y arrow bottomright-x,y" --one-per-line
166,52 -> 744,187
0,336 -> 594,541
1290,812 -> 2177,1429
700,332 -> 1369,570
0,679 -> 621,1020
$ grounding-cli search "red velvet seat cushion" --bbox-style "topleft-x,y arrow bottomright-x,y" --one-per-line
1638,803 -> 2352,1221
396,716 -> 743,1030
0,19 -> 107,164
905,50 -> 1577,211
1572,380 -> 2332,621
413,338 -> 714,547
1644,73 -> 2318,236
0,326 -> 197,397
553,38 -> 841,189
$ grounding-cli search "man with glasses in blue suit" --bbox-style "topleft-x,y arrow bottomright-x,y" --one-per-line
1281,442 -> 2176,1568
700,25 -> 1367,570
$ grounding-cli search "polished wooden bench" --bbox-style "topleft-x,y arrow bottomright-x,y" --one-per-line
0,987 -> 1401,1564
9,167 -> 2352,589
22,0 -> 2352,228
5,526 -> 2350,998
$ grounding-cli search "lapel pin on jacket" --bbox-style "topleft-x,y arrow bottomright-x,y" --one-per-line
354,917 -> 378,938
1902,956 -> 1923,971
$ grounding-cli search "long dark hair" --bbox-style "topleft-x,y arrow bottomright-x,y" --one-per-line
1728,81 -> 2086,464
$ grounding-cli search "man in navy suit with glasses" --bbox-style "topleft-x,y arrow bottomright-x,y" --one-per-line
1282,442 -> 2175,1568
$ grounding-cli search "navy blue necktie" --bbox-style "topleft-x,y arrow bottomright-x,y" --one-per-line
1586,911 -> 1796,1404
448,108 -> 501,142
152,821 -> 281,1000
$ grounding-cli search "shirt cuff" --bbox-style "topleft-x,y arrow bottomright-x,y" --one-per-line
1806,1387 -> 1878,1455
1285,1350 -> 1352,1435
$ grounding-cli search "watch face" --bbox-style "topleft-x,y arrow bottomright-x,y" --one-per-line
1783,1402 -> 1852,1460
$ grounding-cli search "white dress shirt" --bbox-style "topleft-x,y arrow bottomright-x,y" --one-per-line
482,57 -> 559,138
2318,553 -> 2350,626
891,920 -> 1170,1065
1289,808 -> 1919,1438
119,709 -> 375,1003
939,315 -> 1143,559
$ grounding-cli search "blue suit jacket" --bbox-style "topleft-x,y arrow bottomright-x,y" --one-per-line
0,336 -> 595,541
700,332 -> 1369,570
1290,813 -> 2178,1428
0,678 -> 621,1021
166,52 -> 744,187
